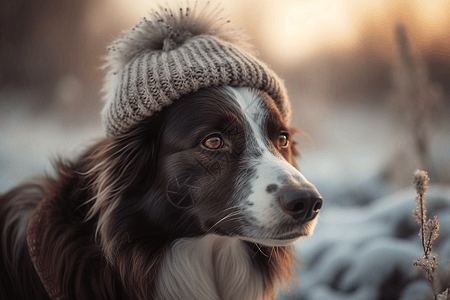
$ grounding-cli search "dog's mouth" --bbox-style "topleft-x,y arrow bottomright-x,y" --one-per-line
236,213 -> 320,247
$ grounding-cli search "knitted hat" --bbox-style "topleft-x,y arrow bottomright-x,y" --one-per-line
101,3 -> 292,136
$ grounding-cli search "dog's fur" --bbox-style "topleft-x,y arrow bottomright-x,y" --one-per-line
0,86 -> 321,300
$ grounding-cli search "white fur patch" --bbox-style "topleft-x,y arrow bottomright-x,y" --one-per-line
226,87 -> 268,151
156,234 -> 265,300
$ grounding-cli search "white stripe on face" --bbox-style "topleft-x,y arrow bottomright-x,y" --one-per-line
225,87 -> 268,153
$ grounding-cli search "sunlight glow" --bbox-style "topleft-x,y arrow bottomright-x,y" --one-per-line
111,0 -> 450,64
412,0 -> 450,40
261,0 -> 359,63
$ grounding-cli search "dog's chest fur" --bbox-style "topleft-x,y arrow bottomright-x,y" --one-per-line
156,235 -> 270,300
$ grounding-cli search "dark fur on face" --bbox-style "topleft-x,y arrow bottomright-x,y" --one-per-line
0,86 -> 320,300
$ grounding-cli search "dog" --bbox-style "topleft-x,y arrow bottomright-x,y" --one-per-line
0,86 -> 322,300
1,5 -> 322,300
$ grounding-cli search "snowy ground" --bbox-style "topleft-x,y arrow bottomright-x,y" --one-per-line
1,92 -> 449,299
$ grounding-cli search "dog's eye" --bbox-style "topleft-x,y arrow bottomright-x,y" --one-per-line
202,136 -> 223,149
278,133 -> 289,148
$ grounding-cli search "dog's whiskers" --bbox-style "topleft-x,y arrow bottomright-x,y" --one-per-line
205,211 -> 242,234
220,205 -> 242,213
268,247 -> 274,263
254,242 -> 269,257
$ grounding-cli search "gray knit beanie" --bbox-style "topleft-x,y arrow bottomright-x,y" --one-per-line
101,3 -> 292,136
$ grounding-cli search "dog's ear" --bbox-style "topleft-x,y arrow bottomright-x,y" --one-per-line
80,116 -> 163,261
113,116 -> 163,197
81,123 -> 160,207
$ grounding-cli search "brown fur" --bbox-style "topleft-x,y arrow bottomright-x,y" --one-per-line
0,137 -> 296,300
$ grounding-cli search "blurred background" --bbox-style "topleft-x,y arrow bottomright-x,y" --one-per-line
1,0 -> 450,298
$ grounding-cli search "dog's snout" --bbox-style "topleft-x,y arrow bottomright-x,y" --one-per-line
278,188 -> 322,221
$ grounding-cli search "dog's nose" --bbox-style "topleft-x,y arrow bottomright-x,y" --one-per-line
278,187 -> 322,221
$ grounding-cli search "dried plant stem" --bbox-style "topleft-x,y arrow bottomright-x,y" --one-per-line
411,169 -> 449,299
418,193 -> 427,256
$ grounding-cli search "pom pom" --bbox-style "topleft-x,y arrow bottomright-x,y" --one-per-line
103,1 -> 253,74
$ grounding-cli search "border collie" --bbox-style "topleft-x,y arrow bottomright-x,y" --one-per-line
0,86 -> 322,299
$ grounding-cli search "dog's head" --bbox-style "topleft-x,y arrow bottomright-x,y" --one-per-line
156,86 -> 322,246
86,85 -> 322,256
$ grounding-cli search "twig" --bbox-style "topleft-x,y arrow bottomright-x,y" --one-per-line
411,169 -> 449,299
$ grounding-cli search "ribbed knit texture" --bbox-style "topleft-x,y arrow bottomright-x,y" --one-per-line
101,3 -> 291,136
